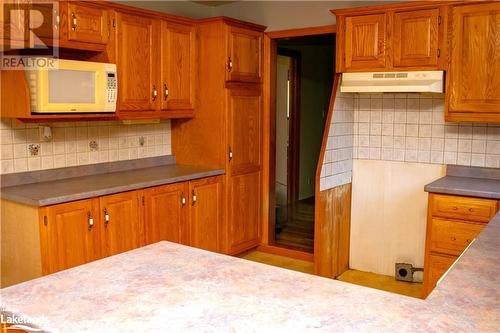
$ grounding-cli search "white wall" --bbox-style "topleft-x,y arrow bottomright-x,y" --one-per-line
275,55 -> 290,207
350,159 -> 446,279
114,1 -> 216,19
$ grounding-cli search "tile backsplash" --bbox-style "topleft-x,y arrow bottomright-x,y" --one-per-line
320,92 -> 500,191
0,119 -> 172,175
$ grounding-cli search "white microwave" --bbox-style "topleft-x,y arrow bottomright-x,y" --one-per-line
25,58 -> 117,113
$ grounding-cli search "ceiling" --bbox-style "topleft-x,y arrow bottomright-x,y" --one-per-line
192,1 -> 240,6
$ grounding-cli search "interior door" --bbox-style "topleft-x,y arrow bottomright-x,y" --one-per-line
393,8 -> 440,68
227,26 -> 262,83
100,191 -> 143,256
67,2 -> 109,44
161,20 -> 196,111
189,176 -> 223,252
144,182 -> 188,245
345,14 -> 387,70
41,198 -> 101,274
447,2 -> 500,116
227,87 -> 262,253
115,12 -> 160,111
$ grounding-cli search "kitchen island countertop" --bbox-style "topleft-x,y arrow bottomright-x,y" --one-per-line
1,213 -> 499,332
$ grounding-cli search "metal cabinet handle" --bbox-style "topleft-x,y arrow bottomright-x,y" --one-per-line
181,194 -> 186,206
228,57 -> 233,72
104,207 -> 110,226
164,83 -> 169,100
54,10 -> 60,30
191,190 -> 197,206
152,86 -> 158,101
87,211 -> 94,230
71,12 -> 77,31
229,146 -> 233,161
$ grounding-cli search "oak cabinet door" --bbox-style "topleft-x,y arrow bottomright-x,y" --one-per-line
115,12 -> 160,111
100,191 -> 143,257
228,172 -> 261,254
423,253 -> 456,296
41,199 -> 101,274
144,182 -> 188,245
227,87 -> 262,253
227,88 -> 262,176
66,2 -> 109,44
161,21 -> 196,111
447,2 -> 500,121
188,176 -> 223,252
227,26 -> 262,83
345,14 -> 387,70
393,8 -> 440,68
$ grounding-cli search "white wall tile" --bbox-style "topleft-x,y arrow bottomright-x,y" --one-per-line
0,119 -> 172,174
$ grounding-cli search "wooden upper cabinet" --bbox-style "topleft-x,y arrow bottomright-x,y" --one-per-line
115,12 -> 160,112
446,2 -> 500,123
41,199 -> 101,275
160,21 -> 196,111
66,2 -> 109,44
144,183 -> 188,245
99,191 -> 144,257
188,176 -> 223,252
393,8 -> 440,68
227,25 -> 262,83
228,87 -> 262,175
344,14 -> 387,70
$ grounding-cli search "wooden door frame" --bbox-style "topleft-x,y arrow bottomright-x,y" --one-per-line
261,25 -> 336,259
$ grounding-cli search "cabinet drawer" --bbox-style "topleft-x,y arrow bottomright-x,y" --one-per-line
430,194 -> 498,223
429,218 -> 484,256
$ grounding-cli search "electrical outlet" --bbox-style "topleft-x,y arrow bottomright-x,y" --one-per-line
28,144 -> 40,156
89,140 -> 99,151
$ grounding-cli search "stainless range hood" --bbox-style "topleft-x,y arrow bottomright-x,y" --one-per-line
340,71 -> 444,93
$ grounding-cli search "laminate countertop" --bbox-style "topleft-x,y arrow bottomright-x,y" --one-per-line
2,213 -> 498,332
424,176 -> 500,199
0,164 -> 224,206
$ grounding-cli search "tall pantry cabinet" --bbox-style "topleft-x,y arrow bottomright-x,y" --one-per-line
172,17 -> 265,255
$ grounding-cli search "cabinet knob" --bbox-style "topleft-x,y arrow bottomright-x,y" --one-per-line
87,211 -> 94,230
229,147 -> 233,161
192,190 -> 197,206
164,83 -> 169,101
181,194 -> 186,206
152,86 -> 158,101
228,57 -> 233,72
71,12 -> 77,31
104,207 -> 110,226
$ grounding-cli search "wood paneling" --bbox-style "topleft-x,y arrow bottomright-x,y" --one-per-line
67,2 -> 109,44
188,176 -> 223,252
161,20 -> 196,111
227,25 -> 263,83
99,191 -> 143,257
446,2 -> 500,123
345,14 -> 387,70
393,8 -> 440,67
115,12 -> 160,112
314,184 -> 352,278
144,182 -> 188,245
40,198 -> 101,275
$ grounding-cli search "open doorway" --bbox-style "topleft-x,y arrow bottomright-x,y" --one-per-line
271,33 -> 335,253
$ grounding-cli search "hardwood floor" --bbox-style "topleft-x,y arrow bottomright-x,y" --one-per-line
239,250 -> 314,274
275,197 -> 314,253
337,269 -> 423,299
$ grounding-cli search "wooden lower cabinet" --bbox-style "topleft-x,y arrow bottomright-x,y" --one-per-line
144,182 -> 188,245
99,191 -> 144,257
188,176 -> 223,252
40,198 -> 102,275
423,193 -> 499,297
0,175 -> 223,287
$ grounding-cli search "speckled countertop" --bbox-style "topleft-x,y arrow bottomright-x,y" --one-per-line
2,212 -> 499,332
0,164 -> 224,206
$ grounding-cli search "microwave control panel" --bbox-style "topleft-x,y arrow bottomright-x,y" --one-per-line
106,72 -> 117,105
